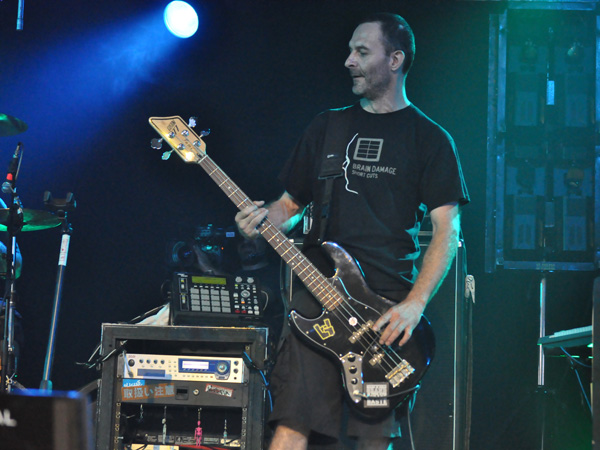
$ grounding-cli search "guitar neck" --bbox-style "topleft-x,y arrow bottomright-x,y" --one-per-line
196,153 -> 335,309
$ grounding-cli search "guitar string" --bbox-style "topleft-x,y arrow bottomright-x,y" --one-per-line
196,154 -> 414,379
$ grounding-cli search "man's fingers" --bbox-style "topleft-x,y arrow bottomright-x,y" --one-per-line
373,312 -> 391,332
397,327 -> 413,347
235,201 -> 267,238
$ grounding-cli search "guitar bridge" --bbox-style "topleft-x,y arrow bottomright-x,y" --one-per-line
385,360 -> 415,388
349,320 -> 374,344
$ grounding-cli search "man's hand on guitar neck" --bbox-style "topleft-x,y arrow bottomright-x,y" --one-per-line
372,296 -> 427,347
235,191 -> 305,240
235,200 -> 268,240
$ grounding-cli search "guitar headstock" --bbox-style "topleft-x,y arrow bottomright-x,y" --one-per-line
148,116 -> 208,163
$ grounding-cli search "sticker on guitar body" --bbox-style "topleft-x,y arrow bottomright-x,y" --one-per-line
313,318 -> 336,340
364,383 -> 390,408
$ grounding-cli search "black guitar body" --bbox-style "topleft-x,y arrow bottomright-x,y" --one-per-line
290,241 -> 436,420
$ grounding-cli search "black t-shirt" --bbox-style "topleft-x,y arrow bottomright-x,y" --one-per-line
279,103 -> 469,293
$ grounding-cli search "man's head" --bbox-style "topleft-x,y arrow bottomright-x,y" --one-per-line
345,13 -> 415,101
358,13 -> 415,75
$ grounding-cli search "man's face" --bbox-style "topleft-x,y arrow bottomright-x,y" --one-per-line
344,22 -> 394,100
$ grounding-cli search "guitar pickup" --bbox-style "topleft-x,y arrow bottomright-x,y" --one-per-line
385,360 -> 415,388
369,352 -> 384,366
349,320 -> 374,344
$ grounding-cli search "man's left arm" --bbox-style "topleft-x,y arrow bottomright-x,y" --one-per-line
373,201 -> 461,346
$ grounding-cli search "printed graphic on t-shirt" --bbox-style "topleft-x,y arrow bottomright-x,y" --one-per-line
350,138 -> 398,180
353,138 -> 383,162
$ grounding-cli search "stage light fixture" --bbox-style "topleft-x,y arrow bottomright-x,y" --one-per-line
164,1 -> 199,38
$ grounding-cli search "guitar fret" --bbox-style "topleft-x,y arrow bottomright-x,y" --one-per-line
260,222 -> 274,234
273,239 -> 287,250
280,247 -> 293,257
296,265 -> 310,276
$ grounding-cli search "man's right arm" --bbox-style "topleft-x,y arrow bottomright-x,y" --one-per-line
235,191 -> 305,240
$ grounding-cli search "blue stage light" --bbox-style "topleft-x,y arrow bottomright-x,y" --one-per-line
164,1 -> 199,38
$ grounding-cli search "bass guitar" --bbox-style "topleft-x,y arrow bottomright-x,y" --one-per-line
149,116 -> 435,419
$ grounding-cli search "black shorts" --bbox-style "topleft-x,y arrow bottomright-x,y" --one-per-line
267,287 -> 407,444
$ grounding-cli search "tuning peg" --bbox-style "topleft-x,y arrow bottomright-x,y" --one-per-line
200,129 -> 210,137
151,138 -> 163,150
162,150 -> 173,160
188,117 -> 197,128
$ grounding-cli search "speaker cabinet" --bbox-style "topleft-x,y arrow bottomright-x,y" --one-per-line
395,239 -> 473,450
0,390 -> 93,450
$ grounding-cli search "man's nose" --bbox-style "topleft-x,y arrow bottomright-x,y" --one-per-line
344,53 -> 355,68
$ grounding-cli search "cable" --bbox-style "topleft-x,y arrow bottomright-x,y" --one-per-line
261,289 -> 269,312
76,303 -> 167,369
571,363 -> 592,416
75,340 -> 128,369
560,346 -> 592,368
561,347 -> 593,416
127,304 -> 167,325
242,351 -> 273,413
406,390 -> 418,450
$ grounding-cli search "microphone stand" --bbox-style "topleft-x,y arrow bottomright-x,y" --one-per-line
1,192 -> 24,393
40,192 -> 75,391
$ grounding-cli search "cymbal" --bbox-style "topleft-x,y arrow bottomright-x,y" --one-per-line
0,208 -> 61,232
0,113 -> 28,137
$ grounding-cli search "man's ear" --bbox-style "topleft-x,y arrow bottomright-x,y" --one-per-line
390,50 -> 405,72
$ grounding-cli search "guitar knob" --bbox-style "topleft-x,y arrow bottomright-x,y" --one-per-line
349,366 -> 357,374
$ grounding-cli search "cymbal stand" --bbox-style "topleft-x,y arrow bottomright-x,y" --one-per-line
39,192 -> 76,391
1,193 -> 24,393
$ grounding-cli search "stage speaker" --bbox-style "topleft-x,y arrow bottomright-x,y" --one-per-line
395,239 -> 473,450
0,389 -> 93,450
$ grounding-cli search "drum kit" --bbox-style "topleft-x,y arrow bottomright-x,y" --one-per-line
0,113 -> 76,393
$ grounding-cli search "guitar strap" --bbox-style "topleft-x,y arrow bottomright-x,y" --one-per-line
277,110 -> 350,353
312,110 -> 350,245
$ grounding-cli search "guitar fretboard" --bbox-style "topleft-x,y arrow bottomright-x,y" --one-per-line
196,153 -> 340,311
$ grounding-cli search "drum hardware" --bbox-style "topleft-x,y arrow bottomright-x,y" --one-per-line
39,191 -> 76,391
0,114 -> 27,137
0,142 -> 25,393
0,208 -> 61,232
0,119 -> 72,393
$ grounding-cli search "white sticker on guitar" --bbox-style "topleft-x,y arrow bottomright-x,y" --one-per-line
364,383 -> 389,408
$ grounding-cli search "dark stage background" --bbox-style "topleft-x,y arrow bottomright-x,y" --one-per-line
0,1 -> 594,449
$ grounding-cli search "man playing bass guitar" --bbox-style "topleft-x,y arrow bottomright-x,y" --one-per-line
235,13 -> 469,450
